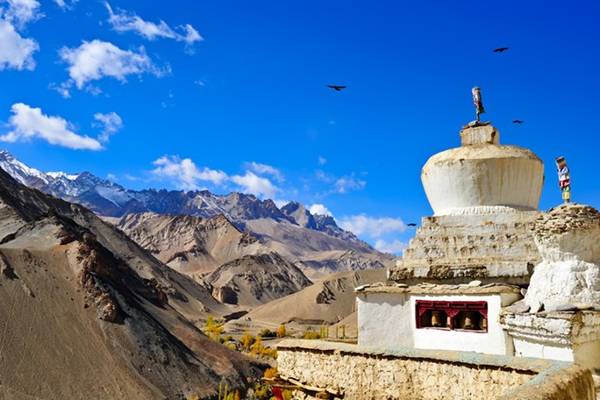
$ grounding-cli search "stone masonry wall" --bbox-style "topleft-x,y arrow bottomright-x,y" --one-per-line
276,340 -> 595,400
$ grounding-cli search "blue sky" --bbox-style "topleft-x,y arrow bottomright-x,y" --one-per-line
0,0 -> 599,253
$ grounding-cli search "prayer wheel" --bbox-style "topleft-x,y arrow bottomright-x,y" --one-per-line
431,311 -> 445,327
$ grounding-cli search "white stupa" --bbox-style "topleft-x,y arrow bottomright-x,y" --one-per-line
422,124 -> 544,216
390,123 -> 543,284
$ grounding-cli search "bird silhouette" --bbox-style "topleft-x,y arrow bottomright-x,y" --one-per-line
327,85 -> 347,91
493,47 -> 509,53
407,223 -> 417,227
512,119 -> 524,124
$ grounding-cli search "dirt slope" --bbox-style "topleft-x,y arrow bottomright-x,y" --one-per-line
237,268 -> 386,327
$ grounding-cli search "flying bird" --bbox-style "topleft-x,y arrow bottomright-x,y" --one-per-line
512,119 -> 524,124
493,47 -> 509,53
327,85 -> 347,91
407,223 -> 417,227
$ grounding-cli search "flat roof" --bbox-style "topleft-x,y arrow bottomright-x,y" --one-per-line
355,282 -> 521,295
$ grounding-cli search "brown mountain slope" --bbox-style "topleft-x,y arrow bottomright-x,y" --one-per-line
233,268 -> 386,328
117,212 -> 269,277
0,169 -> 262,399
205,252 -> 312,307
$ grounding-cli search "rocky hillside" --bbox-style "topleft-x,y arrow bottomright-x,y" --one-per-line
0,150 -> 393,274
0,167 -> 263,399
117,212 -> 313,307
238,268 -> 387,326
205,252 -> 312,307
117,212 -> 268,277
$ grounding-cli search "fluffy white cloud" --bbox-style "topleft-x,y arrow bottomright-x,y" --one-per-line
1,103 -> 102,150
374,239 -> 406,255
318,156 -> 327,165
93,112 -> 123,142
334,175 -> 366,193
338,214 -> 406,238
231,171 -> 277,198
0,19 -> 38,70
245,161 -> 284,182
2,0 -> 42,27
105,2 -> 202,47
309,203 -> 332,216
59,40 -> 167,90
152,155 -> 227,190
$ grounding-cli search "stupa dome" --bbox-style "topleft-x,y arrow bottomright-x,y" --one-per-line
422,124 -> 544,216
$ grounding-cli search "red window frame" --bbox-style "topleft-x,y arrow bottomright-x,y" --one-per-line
416,300 -> 488,331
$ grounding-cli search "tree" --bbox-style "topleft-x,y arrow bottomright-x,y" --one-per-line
204,316 -> 224,341
276,324 -> 287,338
240,332 -> 255,351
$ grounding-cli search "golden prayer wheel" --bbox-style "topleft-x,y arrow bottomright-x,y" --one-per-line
431,311 -> 444,327
462,312 -> 477,329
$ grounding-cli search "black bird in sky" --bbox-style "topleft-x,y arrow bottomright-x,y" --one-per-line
407,223 -> 417,227
493,47 -> 509,53
327,84 -> 347,91
512,119 -> 524,124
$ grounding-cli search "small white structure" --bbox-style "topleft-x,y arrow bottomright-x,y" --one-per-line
356,283 -> 521,355
501,310 -> 600,370
501,204 -> 600,371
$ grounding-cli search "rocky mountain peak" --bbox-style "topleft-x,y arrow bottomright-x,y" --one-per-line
281,201 -> 317,229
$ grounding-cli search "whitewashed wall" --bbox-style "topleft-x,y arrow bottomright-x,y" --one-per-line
411,294 -> 514,355
357,292 -> 518,356
357,292 -> 412,349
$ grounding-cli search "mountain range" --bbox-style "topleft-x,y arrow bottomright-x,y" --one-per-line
0,150 -> 393,276
0,163 -> 263,399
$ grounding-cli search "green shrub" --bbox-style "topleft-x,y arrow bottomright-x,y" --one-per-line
258,328 -> 276,338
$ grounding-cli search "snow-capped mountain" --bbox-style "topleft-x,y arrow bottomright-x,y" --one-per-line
0,150 -> 393,272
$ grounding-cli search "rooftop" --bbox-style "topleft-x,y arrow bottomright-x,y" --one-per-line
355,281 -> 521,295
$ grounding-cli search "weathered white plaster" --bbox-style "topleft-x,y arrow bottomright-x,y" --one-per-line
501,311 -> 600,371
421,126 -> 543,216
525,204 -> 600,311
357,292 -> 412,349
357,291 -> 519,355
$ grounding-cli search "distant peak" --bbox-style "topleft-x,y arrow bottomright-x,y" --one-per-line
0,149 -> 14,159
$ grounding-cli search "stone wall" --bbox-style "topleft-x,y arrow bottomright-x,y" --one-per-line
276,340 -> 595,400
390,211 -> 540,284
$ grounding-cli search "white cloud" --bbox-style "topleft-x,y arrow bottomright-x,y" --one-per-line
0,19 -> 38,70
273,199 -> 289,208
54,0 -> 77,9
338,214 -> 406,238
152,155 -> 227,190
318,156 -> 327,165
374,239 -> 406,255
1,103 -> 102,150
309,203 -> 332,216
245,161 -> 284,182
93,112 -> 123,142
231,171 -> 277,199
315,169 -> 334,183
334,175 -> 366,193
1,0 -> 42,27
59,40 -> 167,91
105,2 -> 202,48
